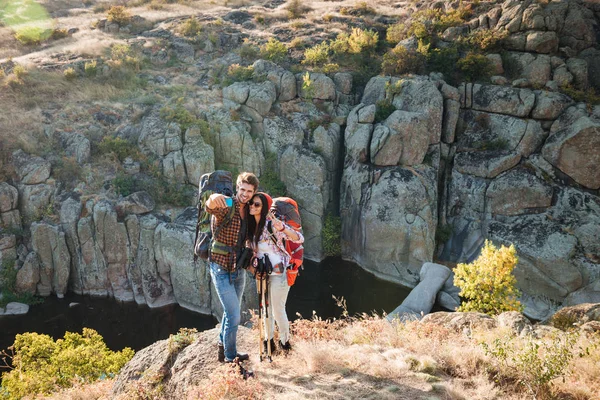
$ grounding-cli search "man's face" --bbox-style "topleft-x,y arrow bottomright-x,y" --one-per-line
236,182 -> 256,205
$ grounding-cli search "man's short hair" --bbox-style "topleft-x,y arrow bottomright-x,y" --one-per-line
237,172 -> 259,191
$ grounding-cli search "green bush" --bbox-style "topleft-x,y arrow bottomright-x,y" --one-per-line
50,28 -> 69,40
381,46 -> 425,76
386,22 -> 406,44
454,240 -> 523,315
84,60 -> 97,77
330,28 -> 379,56
374,99 -> 396,123
302,42 -> 330,66
285,0 -> 311,19
63,67 -> 77,80
481,332 -> 578,399
224,64 -> 254,84
322,214 -> 341,257
260,38 -> 288,63
160,99 -> 200,131
14,27 -> 48,45
110,44 -> 142,71
457,52 -> 493,82
106,5 -> 131,26
98,137 -> 141,162
113,173 -> 136,196
239,41 -> 260,61
463,29 -> 507,52
179,18 -> 202,37
0,328 -> 134,400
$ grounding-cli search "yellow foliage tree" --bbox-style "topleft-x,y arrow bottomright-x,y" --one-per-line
1,328 -> 134,400
454,240 -> 523,315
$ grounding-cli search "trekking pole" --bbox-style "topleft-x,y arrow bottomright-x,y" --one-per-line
257,277 -> 264,362
265,273 -> 272,362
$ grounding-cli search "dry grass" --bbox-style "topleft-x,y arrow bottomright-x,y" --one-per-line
34,379 -> 113,399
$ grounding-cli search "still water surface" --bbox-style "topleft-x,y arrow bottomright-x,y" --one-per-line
0,258 -> 410,352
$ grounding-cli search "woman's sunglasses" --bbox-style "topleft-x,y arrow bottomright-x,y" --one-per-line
250,201 -> 262,208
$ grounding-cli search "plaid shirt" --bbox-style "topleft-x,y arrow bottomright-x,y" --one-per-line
206,198 -> 246,271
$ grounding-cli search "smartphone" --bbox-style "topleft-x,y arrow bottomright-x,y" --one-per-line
225,197 -> 233,207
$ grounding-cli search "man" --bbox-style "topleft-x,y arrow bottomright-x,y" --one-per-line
205,171 -> 259,363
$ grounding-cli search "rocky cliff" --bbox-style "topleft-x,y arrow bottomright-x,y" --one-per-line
0,0 -> 599,320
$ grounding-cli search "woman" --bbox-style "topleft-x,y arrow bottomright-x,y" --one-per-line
247,192 -> 304,352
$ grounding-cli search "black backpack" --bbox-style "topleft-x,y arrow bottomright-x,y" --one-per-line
193,170 -> 235,261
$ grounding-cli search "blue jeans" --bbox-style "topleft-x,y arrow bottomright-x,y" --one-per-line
209,262 -> 246,361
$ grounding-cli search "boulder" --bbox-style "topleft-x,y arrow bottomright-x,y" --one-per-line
245,81 -> 277,117
296,72 -> 336,101
138,214 -> 176,307
155,222 -> 212,315
138,110 -> 183,157
501,53 -> 552,88
341,164 -> 437,287
77,214 -> 109,297
279,146 -> 329,261
0,183 -> 18,212
222,82 -> 250,104
525,31 -> 558,54
171,40 -> 195,63
566,58 -> 588,89
542,111 -> 600,189
496,311 -> 533,335
252,60 -> 297,102
357,104 -> 376,123
454,150 -> 521,179
387,262 -> 451,320
460,83 -> 535,117
262,116 -> 304,155
0,302 -> 29,316
311,123 -> 342,177
361,76 -> 400,105
125,215 -> 145,305
16,252 -> 40,295
31,222 -> 71,297
117,191 -> 155,215
436,271 -> 461,311
564,282 -> 600,306
94,201 -> 133,302
371,110 -> 431,166
579,47 -> 600,92
162,150 -> 187,183
12,150 -> 51,184
59,196 -> 84,294
531,91 -> 573,120
55,131 -> 91,164
548,303 -> 600,329
442,99 -> 460,143
0,210 -> 21,230
485,168 -> 553,216
205,109 -> 262,174
183,128 -> 215,187
552,65 -> 574,87
345,104 -> 374,164
333,72 -> 353,95
489,215 -> 582,303
18,183 -> 55,222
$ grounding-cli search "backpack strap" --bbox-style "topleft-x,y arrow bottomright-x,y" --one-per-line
266,221 -> 289,256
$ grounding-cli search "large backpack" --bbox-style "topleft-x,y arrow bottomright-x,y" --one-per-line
193,171 -> 235,262
270,197 -> 303,271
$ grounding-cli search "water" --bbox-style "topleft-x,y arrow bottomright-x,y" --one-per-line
0,258 -> 411,353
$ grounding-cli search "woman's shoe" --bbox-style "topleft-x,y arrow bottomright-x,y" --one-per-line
263,339 -> 276,354
280,341 -> 292,352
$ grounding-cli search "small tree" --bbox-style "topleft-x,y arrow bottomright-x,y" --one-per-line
454,240 -> 523,315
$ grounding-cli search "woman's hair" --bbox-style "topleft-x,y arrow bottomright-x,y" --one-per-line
247,193 -> 269,248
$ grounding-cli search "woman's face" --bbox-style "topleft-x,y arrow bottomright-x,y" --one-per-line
249,196 -> 263,217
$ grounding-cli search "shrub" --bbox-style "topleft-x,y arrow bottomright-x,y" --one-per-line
330,28 -> 378,56
285,0 -> 311,20
374,99 -> 396,123
14,27 -> 47,45
322,214 -> 341,257
113,173 -> 136,196
463,29 -> 507,52
239,40 -> 260,61
179,18 -> 202,37
289,37 -> 307,49
12,65 -> 27,80
50,28 -> 69,40
260,38 -> 287,63
560,85 -> 600,105
386,22 -> 406,44
481,332 -> 579,399
381,46 -> 425,76
98,136 -> 141,162
457,52 -> 493,82
454,240 -> 522,315
106,5 -> 131,26
63,67 -> 77,80
321,63 -> 340,74
110,44 -> 141,71
84,60 -> 97,77
0,328 -> 134,400
160,99 -> 200,131
426,45 -> 459,78
301,71 -> 315,100
225,64 -> 254,84
302,42 -> 330,66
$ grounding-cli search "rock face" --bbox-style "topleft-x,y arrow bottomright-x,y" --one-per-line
542,106 -> 600,189
341,164 -> 438,287
12,150 -> 51,184
31,222 -> 71,297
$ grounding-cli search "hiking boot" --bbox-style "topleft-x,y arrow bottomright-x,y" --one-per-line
263,339 -> 276,354
218,343 -> 225,362
280,340 -> 292,352
219,343 -> 249,362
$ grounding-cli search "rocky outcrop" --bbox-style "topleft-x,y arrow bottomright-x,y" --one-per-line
183,126 -> 215,187
55,131 -> 91,164
31,222 -> 70,297
252,60 -> 296,102
116,192 -> 155,215
0,183 -> 21,230
12,150 -> 51,185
